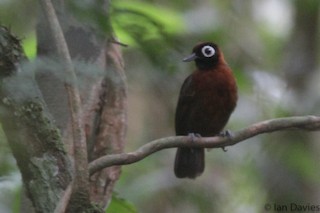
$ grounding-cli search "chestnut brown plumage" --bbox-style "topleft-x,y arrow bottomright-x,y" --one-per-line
174,42 -> 238,179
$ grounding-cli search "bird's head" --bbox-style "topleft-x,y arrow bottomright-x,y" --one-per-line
183,42 -> 224,70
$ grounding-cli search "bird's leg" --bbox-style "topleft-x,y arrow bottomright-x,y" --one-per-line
218,129 -> 233,138
187,133 -> 201,154
188,133 -> 201,143
218,130 -> 233,152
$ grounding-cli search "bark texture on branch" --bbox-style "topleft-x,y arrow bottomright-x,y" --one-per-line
0,26 -> 73,213
38,0 -> 91,211
88,40 -> 127,206
36,0 -> 127,210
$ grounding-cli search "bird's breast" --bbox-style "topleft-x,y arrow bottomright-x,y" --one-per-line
193,67 -> 237,103
189,68 -> 237,135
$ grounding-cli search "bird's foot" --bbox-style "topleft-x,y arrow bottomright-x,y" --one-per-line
218,130 -> 233,139
218,130 -> 233,152
188,133 -> 201,143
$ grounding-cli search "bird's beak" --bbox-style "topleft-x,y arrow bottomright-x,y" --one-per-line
183,53 -> 198,62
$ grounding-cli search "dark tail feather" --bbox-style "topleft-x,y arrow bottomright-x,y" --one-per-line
174,148 -> 205,179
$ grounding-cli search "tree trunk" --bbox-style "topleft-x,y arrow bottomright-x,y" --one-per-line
0,0 -> 127,211
0,26 -> 73,213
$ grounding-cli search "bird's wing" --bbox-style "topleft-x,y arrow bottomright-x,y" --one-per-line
175,74 -> 196,135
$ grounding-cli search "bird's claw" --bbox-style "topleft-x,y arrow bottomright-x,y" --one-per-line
218,130 -> 233,139
218,130 -> 233,152
188,133 -> 201,143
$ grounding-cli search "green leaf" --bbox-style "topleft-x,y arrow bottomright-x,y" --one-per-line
22,32 -> 36,59
106,194 -> 138,213
111,0 -> 184,45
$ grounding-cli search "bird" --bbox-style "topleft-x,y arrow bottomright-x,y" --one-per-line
174,42 -> 238,179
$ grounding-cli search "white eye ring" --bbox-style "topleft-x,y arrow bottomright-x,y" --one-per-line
201,45 -> 215,57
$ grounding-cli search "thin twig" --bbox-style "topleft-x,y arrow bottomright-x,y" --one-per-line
89,115 -> 320,175
39,0 -> 89,194
108,37 -> 129,47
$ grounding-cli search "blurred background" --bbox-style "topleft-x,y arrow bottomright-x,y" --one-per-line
1,0 -> 320,212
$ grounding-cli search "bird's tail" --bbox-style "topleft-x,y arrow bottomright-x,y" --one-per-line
174,148 -> 205,179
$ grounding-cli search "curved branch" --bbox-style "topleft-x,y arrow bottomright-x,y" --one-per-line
89,115 -> 320,175
39,0 -> 90,210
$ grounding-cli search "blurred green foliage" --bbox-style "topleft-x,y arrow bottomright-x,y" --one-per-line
111,0 -> 185,44
1,0 -> 320,212
110,0 -> 185,72
22,32 -> 36,59
106,193 -> 137,213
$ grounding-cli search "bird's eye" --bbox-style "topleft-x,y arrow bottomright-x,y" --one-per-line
201,46 -> 215,57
